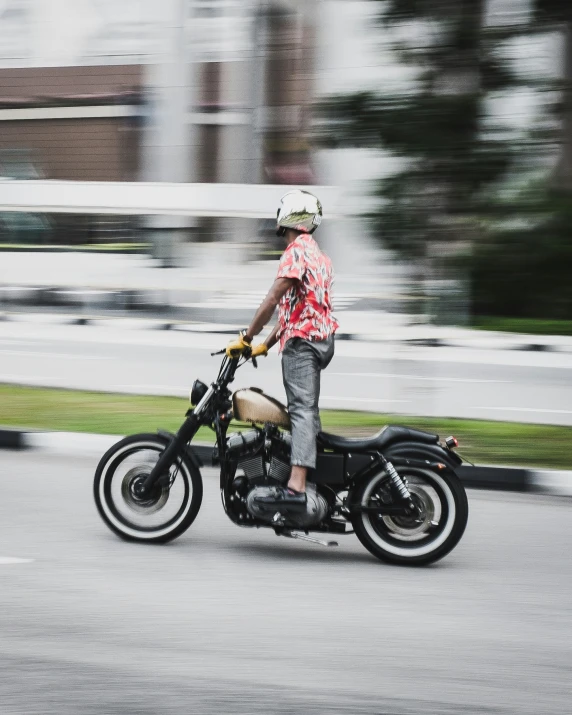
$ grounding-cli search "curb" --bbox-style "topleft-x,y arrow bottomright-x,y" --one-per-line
2,429 -> 571,497
0,430 -> 213,465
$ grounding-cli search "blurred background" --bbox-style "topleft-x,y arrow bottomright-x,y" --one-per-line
0,0 -> 569,329
1,0 -> 572,434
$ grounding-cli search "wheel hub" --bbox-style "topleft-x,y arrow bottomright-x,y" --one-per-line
121,467 -> 169,514
381,486 -> 436,536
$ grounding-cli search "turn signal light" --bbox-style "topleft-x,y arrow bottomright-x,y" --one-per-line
445,436 -> 458,449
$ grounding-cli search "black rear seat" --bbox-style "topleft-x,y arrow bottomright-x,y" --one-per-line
317,425 -> 439,453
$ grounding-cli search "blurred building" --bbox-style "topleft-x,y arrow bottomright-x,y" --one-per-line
0,1 -> 327,254
0,1 -> 316,185
0,0 -> 557,267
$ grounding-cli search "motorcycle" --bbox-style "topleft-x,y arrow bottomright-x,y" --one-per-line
93,346 -> 469,565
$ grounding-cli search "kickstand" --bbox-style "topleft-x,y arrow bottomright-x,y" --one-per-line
281,530 -> 338,548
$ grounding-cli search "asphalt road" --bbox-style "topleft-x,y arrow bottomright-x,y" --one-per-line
1,320 -> 572,425
1,451 -> 571,715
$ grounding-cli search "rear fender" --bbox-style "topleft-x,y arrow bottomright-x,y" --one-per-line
347,441 -> 462,507
384,441 -> 461,472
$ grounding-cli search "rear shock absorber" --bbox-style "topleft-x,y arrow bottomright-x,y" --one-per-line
379,454 -> 412,503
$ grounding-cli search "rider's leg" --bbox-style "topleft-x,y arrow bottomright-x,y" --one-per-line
288,465 -> 307,493
282,339 -> 321,493
282,336 -> 335,493
255,336 -> 335,509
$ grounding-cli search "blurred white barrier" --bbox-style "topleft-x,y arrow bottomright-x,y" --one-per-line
0,181 -> 342,219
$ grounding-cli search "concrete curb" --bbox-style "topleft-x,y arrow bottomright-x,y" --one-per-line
2,429 -> 571,497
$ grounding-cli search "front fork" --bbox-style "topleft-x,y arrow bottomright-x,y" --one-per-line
138,413 -> 201,496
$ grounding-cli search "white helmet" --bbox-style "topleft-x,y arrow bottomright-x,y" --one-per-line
276,190 -> 323,236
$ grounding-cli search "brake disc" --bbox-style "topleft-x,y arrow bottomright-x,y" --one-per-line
381,485 -> 436,537
121,466 -> 170,515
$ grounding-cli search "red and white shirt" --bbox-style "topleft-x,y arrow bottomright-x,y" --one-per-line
276,233 -> 339,352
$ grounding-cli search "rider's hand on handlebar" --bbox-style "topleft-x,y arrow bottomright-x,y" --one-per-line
225,332 -> 252,358
251,343 -> 268,358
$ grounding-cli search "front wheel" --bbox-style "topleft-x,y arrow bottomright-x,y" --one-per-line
351,467 -> 468,566
94,433 -> 203,543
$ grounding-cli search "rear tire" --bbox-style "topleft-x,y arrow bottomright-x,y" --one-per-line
351,467 -> 468,566
94,433 -> 203,543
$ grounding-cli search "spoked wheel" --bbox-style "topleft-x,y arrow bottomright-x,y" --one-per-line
94,433 -> 203,543
351,467 -> 468,565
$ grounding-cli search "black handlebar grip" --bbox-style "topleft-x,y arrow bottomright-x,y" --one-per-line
252,356 -> 258,369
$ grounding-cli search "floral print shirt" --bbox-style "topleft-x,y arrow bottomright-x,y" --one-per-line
276,234 -> 339,352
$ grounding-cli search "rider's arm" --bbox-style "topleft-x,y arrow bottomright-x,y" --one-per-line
245,278 -> 294,342
263,324 -> 280,351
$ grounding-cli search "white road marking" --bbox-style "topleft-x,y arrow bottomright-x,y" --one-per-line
0,557 -> 34,565
330,372 -> 511,384
0,350 -> 110,360
322,396 -> 410,404
113,384 -> 190,395
0,375 -> 58,382
0,339 -> 41,345
478,406 -> 572,416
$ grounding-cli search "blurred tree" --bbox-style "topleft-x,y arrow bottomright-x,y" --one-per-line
471,184 -> 572,319
320,0 -> 519,255
469,0 -> 572,322
320,0 -> 518,321
533,0 -> 572,191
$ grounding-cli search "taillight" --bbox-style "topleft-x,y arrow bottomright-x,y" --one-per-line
445,436 -> 458,449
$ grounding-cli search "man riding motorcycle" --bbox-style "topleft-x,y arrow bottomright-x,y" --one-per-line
226,190 -> 339,509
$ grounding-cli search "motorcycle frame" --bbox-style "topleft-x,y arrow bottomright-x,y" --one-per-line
139,353 -> 463,532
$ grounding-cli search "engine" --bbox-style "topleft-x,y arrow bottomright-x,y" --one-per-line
225,428 -> 329,528
225,428 -> 291,485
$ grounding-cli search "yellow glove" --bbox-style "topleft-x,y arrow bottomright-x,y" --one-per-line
251,343 -> 268,358
226,332 -> 251,358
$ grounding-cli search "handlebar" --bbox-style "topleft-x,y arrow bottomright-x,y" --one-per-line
210,346 -> 258,368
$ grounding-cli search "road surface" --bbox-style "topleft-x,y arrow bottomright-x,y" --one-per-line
1,320 -> 572,425
1,451 -> 571,714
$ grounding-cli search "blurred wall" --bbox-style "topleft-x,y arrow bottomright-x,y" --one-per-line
0,65 -> 142,181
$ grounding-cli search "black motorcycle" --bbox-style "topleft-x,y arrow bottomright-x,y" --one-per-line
94,347 -> 468,565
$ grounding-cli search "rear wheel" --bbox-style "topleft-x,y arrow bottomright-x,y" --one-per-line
351,467 -> 468,566
94,433 -> 203,543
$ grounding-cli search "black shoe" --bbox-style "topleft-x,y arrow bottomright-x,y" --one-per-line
253,486 -> 307,512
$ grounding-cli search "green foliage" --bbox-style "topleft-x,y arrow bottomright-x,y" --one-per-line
473,316 -> 572,335
470,180 -> 572,320
533,0 -> 572,24
321,0 -> 572,321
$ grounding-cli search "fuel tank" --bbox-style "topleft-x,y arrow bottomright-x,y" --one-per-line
232,388 -> 291,429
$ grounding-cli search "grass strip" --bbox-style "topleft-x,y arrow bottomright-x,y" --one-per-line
1,383 -> 571,470
473,316 -> 572,337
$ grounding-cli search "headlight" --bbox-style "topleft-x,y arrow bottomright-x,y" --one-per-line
190,379 -> 208,406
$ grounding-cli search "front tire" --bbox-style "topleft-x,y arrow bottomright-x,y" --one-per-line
94,433 -> 203,543
351,467 -> 468,566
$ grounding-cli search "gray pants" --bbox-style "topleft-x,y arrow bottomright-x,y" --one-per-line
281,336 -> 335,469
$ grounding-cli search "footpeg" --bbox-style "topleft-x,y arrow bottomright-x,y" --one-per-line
271,512 -> 285,526
282,531 -> 338,547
